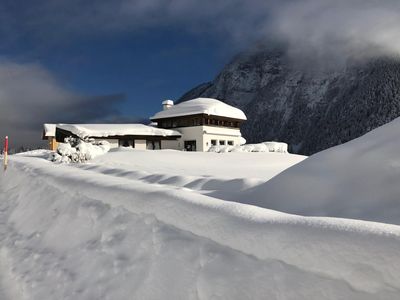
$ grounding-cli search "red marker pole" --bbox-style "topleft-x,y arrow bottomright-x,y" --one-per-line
3,136 -> 8,171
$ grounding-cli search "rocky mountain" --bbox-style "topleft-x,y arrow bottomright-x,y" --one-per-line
179,48 -> 400,155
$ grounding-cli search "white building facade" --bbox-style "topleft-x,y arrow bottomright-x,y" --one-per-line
152,98 -> 247,152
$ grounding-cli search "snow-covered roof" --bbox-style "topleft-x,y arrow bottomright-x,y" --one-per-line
56,124 -> 181,139
151,98 -> 247,120
43,124 -> 56,137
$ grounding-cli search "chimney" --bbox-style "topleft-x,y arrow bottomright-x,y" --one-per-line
162,99 -> 174,110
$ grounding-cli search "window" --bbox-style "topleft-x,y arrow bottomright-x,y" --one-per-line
181,119 -> 188,127
184,140 -> 197,151
146,141 -> 153,150
219,140 -> 225,146
154,141 -> 161,150
146,140 -> 161,150
228,141 -> 234,146
211,140 -> 217,146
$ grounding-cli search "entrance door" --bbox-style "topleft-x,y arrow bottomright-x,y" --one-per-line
119,139 -> 135,148
184,140 -> 197,151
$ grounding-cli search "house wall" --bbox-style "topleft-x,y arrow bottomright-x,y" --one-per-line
135,139 -> 147,150
92,138 -> 178,150
175,126 -> 205,151
202,126 -> 243,151
49,137 -> 58,151
161,140 -> 180,150
174,126 -> 243,152
94,138 -> 119,149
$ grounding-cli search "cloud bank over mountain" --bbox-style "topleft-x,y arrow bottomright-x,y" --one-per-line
3,0 -> 400,59
272,0 -> 400,64
0,61 -> 125,150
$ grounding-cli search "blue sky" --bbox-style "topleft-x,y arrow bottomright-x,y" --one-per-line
34,29 -> 231,118
7,25 -> 230,118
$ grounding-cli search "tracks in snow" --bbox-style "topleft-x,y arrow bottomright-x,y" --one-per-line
73,163 -> 263,203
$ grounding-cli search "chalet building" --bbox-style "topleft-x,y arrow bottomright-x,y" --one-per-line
43,98 -> 247,152
151,98 -> 247,151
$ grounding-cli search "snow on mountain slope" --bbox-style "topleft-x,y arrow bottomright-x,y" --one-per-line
180,48 -> 400,155
241,117 -> 400,225
0,151 -> 400,299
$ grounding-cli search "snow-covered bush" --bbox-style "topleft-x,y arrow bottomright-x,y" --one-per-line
264,142 -> 288,153
209,142 -> 288,153
49,137 -> 110,163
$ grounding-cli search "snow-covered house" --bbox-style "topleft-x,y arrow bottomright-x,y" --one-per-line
151,98 -> 247,151
45,98 -> 247,152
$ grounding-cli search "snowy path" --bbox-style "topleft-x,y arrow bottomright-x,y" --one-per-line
1,153 -> 400,299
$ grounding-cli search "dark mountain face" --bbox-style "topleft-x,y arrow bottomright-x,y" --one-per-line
179,48 -> 400,155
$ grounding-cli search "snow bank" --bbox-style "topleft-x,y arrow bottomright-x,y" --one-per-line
151,98 -> 247,120
209,141 -> 288,153
241,117 -> 400,225
0,154 -> 399,299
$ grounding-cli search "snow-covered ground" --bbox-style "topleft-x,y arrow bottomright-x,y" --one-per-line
241,117 -> 400,225
0,142 -> 400,299
77,148 -> 305,200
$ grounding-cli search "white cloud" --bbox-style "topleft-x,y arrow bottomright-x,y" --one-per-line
272,0 -> 400,62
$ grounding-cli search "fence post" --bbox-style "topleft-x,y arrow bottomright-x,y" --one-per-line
3,136 -> 8,171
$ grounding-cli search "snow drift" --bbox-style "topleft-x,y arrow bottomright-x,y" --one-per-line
208,141 -> 288,153
0,151 -> 399,299
241,117 -> 400,225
